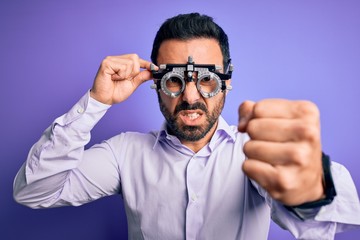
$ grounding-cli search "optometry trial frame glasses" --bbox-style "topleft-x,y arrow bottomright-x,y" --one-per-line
150,56 -> 233,98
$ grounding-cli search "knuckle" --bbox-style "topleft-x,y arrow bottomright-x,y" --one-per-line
246,120 -> 258,138
101,56 -> 112,66
104,56 -> 112,61
133,66 -> 140,74
296,101 -> 320,118
294,121 -> 319,142
280,177 -> 295,192
301,124 -> 319,142
288,146 -> 310,167
118,65 -> 127,75
130,53 -> 139,61
275,171 -> 297,193
253,102 -> 265,117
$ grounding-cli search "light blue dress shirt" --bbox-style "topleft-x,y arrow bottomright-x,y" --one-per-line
14,92 -> 360,240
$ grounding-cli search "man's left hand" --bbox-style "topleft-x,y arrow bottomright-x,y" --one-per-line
238,99 -> 325,206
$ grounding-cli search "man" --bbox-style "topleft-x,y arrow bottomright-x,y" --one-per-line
13,13 -> 360,239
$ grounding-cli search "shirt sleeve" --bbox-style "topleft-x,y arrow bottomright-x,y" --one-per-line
13,91 -> 121,208
253,161 -> 360,239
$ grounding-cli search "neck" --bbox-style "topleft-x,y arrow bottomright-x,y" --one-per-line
179,121 -> 219,153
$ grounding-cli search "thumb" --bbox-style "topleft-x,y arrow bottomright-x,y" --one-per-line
238,100 -> 255,132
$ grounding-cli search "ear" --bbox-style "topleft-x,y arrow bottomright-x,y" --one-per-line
225,79 -> 232,95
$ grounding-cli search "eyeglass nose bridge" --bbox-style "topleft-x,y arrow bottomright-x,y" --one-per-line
186,71 -> 194,82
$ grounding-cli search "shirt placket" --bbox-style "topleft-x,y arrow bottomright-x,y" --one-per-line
185,154 -> 206,239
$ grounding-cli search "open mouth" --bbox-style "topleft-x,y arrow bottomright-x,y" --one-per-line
186,112 -> 200,120
179,110 -> 203,125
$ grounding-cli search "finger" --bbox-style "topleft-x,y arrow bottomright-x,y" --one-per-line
130,56 -> 158,82
242,159 -> 277,190
119,59 -> 134,79
103,58 -> 134,80
246,118 -> 320,142
119,55 -> 156,87
107,54 -> 154,80
132,70 -> 153,86
123,59 -> 135,78
252,99 -> 320,119
139,58 -> 158,71
238,100 -> 255,132
243,140 -> 316,166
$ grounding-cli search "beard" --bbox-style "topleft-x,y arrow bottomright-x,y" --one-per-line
158,94 -> 225,142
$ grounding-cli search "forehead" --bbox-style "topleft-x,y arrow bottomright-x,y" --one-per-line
157,38 -> 223,65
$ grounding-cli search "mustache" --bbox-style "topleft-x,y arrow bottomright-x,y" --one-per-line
174,101 -> 208,115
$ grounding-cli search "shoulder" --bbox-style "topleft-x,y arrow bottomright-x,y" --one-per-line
106,130 -> 159,147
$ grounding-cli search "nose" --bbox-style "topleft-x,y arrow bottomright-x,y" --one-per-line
182,81 -> 201,104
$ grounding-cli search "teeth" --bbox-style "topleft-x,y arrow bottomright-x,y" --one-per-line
187,113 -> 199,120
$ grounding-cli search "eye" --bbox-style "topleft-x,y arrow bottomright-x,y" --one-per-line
201,76 -> 211,82
169,77 -> 182,84
165,76 -> 183,90
199,76 -> 216,86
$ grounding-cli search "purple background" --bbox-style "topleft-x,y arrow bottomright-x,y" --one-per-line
1,0 -> 359,239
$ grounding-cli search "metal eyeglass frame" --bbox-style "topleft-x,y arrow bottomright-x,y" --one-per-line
150,56 -> 233,98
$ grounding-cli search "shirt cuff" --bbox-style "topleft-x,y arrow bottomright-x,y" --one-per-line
53,91 -> 111,133
315,161 -> 360,227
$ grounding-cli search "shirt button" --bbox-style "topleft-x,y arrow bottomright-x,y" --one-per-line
77,108 -> 84,114
191,193 -> 197,202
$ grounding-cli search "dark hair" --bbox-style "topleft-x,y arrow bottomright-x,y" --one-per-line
150,13 -> 230,69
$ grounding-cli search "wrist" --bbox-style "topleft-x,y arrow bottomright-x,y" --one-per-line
296,152 -> 336,208
285,152 -> 337,219
90,89 -> 112,105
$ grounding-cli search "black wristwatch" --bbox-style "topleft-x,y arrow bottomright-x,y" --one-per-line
285,152 -> 337,219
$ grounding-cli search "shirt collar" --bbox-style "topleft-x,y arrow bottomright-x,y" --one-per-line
152,116 -> 236,150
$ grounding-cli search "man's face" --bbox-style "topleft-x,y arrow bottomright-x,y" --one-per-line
156,38 -> 230,142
